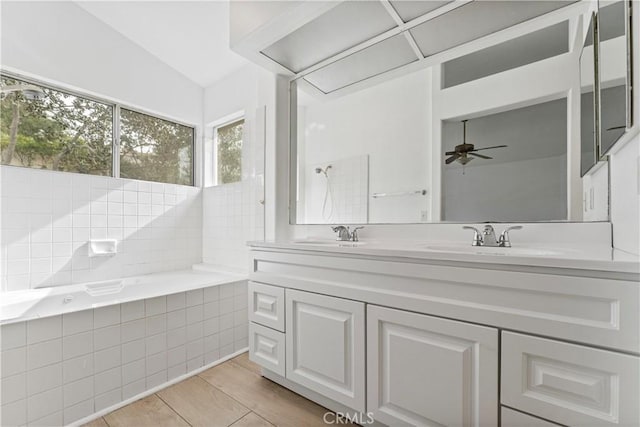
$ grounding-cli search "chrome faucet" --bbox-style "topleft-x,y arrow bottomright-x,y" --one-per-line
331,226 -> 364,242
463,225 -> 522,247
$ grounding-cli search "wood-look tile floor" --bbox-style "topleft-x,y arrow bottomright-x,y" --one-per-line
84,353 -> 343,427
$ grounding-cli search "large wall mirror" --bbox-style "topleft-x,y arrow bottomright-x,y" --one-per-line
289,1 -> 627,225
597,0 -> 633,156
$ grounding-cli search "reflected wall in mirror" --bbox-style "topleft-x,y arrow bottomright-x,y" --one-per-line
580,12 -> 598,176
290,1 -> 610,225
597,0 -> 632,156
442,99 -> 567,222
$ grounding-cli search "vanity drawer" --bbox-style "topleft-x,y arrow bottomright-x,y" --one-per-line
501,332 -> 639,427
501,407 -> 561,427
249,281 -> 285,331
249,322 -> 285,376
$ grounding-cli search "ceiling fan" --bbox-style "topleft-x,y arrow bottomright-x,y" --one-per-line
445,120 -> 507,165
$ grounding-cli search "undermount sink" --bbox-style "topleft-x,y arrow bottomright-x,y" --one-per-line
291,239 -> 366,247
423,244 -> 561,257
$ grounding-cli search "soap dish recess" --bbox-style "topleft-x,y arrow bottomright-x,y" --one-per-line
88,239 -> 117,257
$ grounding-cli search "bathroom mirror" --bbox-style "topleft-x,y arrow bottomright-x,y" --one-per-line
290,1 -> 612,225
580,12 -> 598,177
597,0 -> 633,156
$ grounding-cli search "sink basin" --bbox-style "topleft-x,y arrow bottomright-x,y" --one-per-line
291,239 -> 366,247
423,244 -> 561,257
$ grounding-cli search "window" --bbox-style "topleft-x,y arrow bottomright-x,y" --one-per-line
120,109 -> 194,186
215,118 -> 244,185
1,76 -> 113,175
1,74 -> 196,185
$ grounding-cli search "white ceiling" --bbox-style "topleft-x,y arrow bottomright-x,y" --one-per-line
76,1 -> 248,88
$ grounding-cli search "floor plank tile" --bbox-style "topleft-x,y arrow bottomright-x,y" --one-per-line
230,352 -> 263,376
104,395 -> 189,427
198,361 -> 331,427
157,376 -> 250,427
82,417 -> 110,427
230,412 -> 274,427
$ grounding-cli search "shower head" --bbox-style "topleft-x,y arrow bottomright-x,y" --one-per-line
1,84 -> 46,101
315,165 -> 332,177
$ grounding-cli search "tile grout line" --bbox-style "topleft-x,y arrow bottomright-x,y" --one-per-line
153,392 -> 194,427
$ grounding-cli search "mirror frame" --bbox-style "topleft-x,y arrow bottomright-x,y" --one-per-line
597,0 -> 634,158
580,11 -> 601,177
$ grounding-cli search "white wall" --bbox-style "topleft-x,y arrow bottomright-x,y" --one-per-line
444,155 -> 567,222
0,166 -> 202,292
298,69 -> 431,223
0,1 -> 203,124
0,1 -> 207,291
609,133 -> 639,255
201,65 -> 273,270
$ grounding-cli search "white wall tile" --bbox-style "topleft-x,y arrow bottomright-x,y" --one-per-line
122,379 -> 145,400
145,333 -> 167,356
186,289 -> 203,307
122,340 -> 145,365
27,362 -> 62,396
166,292 -> 186,312
94,346 -> 120,374
30,409 -> 63,427
27,315 -> 62,345
1,372 -> 26,404
203,286 -> 219,302
145,352 -> 166,376
94,305 -> 120,329
121,319 -> 145,343
94,367 -> 121,395
1,347 -> 26,378
167,309 -> 186,330
121,359 -> 145,386
63,397 -> 94,425
95,388 -> 121,412
27,339 -> 62,370
146,314 -> 167,336
167,327 -> 186,349
1,322 -> 26,350
167,363 -> 186,380
1,167 -> 202,291
93,325 -> 121,351
64,376 -> 94,409
203,317 -> 220,337
27,386 -> 62,423
146,370 -> 167,389
1,398 -> 27,426
145,296 -> 167,316
63,354 -> 94,384
186,305 -> 203,324
63,310 -> 93,336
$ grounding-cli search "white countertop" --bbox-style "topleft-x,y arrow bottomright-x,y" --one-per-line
248,239 -> 640,276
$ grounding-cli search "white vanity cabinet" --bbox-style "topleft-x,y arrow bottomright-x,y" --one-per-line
247,246 -> 639,427
285,289 -> 366,412
367,305 -> 498,426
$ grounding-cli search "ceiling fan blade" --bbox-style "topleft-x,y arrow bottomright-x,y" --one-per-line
469,152 -> 492,159
471,145 -> 508,151
445,154 -> 459,164
445,151 -> 456,155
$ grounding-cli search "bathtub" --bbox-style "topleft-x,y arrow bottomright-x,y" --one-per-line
0,266 -> 250,426
0,267 -> 247,324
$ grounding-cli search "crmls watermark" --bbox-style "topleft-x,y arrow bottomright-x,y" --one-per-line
323,412 -> 375,425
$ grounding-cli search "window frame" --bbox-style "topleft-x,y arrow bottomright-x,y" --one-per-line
1,70 -> 197,186
211,113 -> 245,186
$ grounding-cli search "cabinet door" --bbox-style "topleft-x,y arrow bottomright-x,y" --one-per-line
367,305 -> 498,427
286,289 -> 365,412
